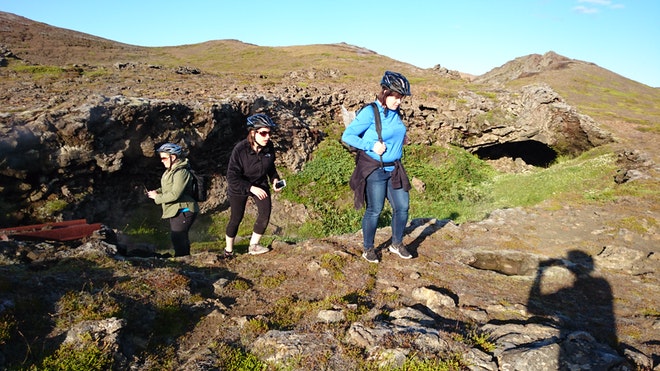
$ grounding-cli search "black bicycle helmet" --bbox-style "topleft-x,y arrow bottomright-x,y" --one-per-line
380,71 -> 411,96
246,113 -> 277,130
156,143 -> 183,156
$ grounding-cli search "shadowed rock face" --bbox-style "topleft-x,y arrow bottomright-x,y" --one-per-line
475,140 -> 557,167
0,79 -> 611,226
0,93 -> 324,226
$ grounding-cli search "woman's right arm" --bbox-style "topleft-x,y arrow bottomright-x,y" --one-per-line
341,109 -> 376,151
226,146 -> 251,195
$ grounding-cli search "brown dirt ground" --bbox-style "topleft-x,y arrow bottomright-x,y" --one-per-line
172,119 -> 659,366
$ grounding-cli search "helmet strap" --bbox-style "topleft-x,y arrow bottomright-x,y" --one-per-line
377,92 -> 391,116
167,154 -> 176,170
250,131 -> 265,151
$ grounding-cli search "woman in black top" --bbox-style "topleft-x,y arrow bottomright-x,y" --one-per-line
224,113 -> 283,257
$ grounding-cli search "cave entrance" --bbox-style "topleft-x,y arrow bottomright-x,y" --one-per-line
474,140 -> 557,167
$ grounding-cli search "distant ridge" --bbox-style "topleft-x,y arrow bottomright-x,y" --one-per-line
0,11 -> 148,66
473,51 -> 587,85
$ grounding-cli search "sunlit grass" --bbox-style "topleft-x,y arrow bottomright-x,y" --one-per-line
11,64 -> 65,76
277,137 -> 632,237
488,150 -> 618,209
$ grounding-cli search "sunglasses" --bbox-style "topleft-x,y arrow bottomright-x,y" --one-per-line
256,131 -> 271,137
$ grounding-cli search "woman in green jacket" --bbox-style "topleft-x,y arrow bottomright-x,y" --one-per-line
147,143 -> 199,256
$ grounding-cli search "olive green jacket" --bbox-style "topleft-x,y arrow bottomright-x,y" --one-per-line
153,158 -> 200,218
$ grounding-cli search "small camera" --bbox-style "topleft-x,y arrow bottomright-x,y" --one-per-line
275,179 -> 286,189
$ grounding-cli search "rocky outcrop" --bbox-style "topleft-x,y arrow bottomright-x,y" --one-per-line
0,92 -> 324,224
0,34 -> 614,226
1,78 -> 612,226
453,84 -> 612,154
417,84 -> 613,167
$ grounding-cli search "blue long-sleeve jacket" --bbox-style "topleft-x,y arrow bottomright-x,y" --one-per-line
341,101 -> 406,170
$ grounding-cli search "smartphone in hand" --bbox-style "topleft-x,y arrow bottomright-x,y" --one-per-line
275,179 -> 286,190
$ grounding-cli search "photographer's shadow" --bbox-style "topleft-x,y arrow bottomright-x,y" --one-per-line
528,250 -> 618,366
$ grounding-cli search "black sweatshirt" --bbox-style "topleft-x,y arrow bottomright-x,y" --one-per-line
226,139 -> 280,197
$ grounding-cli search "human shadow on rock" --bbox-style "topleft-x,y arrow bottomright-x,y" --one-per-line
527,250 -> 619,367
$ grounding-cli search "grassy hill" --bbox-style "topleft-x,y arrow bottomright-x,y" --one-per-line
3,10 -> 659,131
0,11 -> 659,371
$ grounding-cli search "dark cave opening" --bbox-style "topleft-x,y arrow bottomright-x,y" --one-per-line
474,140 -> 557,167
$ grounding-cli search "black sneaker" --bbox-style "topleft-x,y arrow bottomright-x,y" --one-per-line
389,244 -> 412,259
223,250 -> 234,260
362,249 -> 379,263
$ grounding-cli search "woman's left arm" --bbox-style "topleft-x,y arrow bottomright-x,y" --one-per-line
267,149 -> 280,184
154,169 -> 191,204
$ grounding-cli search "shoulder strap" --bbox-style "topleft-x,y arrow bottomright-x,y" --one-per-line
369,102 -> 384,168
370,102 -> 382,142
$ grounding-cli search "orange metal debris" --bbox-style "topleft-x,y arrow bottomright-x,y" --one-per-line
0,219 -> 102,241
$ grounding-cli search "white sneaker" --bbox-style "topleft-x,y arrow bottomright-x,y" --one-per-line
389,244 -> 412,259
248,244 -> 270,255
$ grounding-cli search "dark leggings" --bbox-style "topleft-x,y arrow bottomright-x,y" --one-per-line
169,210 -> 197,257
225,193 -> 271,238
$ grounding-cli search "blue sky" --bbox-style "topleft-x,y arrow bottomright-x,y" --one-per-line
1,0 -> 658,87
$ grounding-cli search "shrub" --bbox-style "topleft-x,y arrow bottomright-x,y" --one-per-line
283,140 -> 497,235
0,313 -> 16,346
394,354 -> 464,370
320,253 -> 347,280
212,342 -> 267,371
284,140 -> 362,236
489,150 -> 617,209
261,272 -> 287,288
403,144 -> 494,223
34,336 -> 113,371
55,288 -> 121,329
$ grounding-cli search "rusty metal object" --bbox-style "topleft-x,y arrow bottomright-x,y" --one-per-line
0,219 -> 102,241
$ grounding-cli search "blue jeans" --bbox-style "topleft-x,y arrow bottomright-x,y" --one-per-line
362,168 -> 409,250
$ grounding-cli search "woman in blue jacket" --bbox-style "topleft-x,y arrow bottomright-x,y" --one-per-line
342,71 -> 413,263
224,113 -> 283,257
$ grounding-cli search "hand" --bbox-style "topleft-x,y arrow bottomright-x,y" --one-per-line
146,190 -> 157,200
273,179 -> 283,192
372,141 -> 386,156
250,186 -> 268,200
